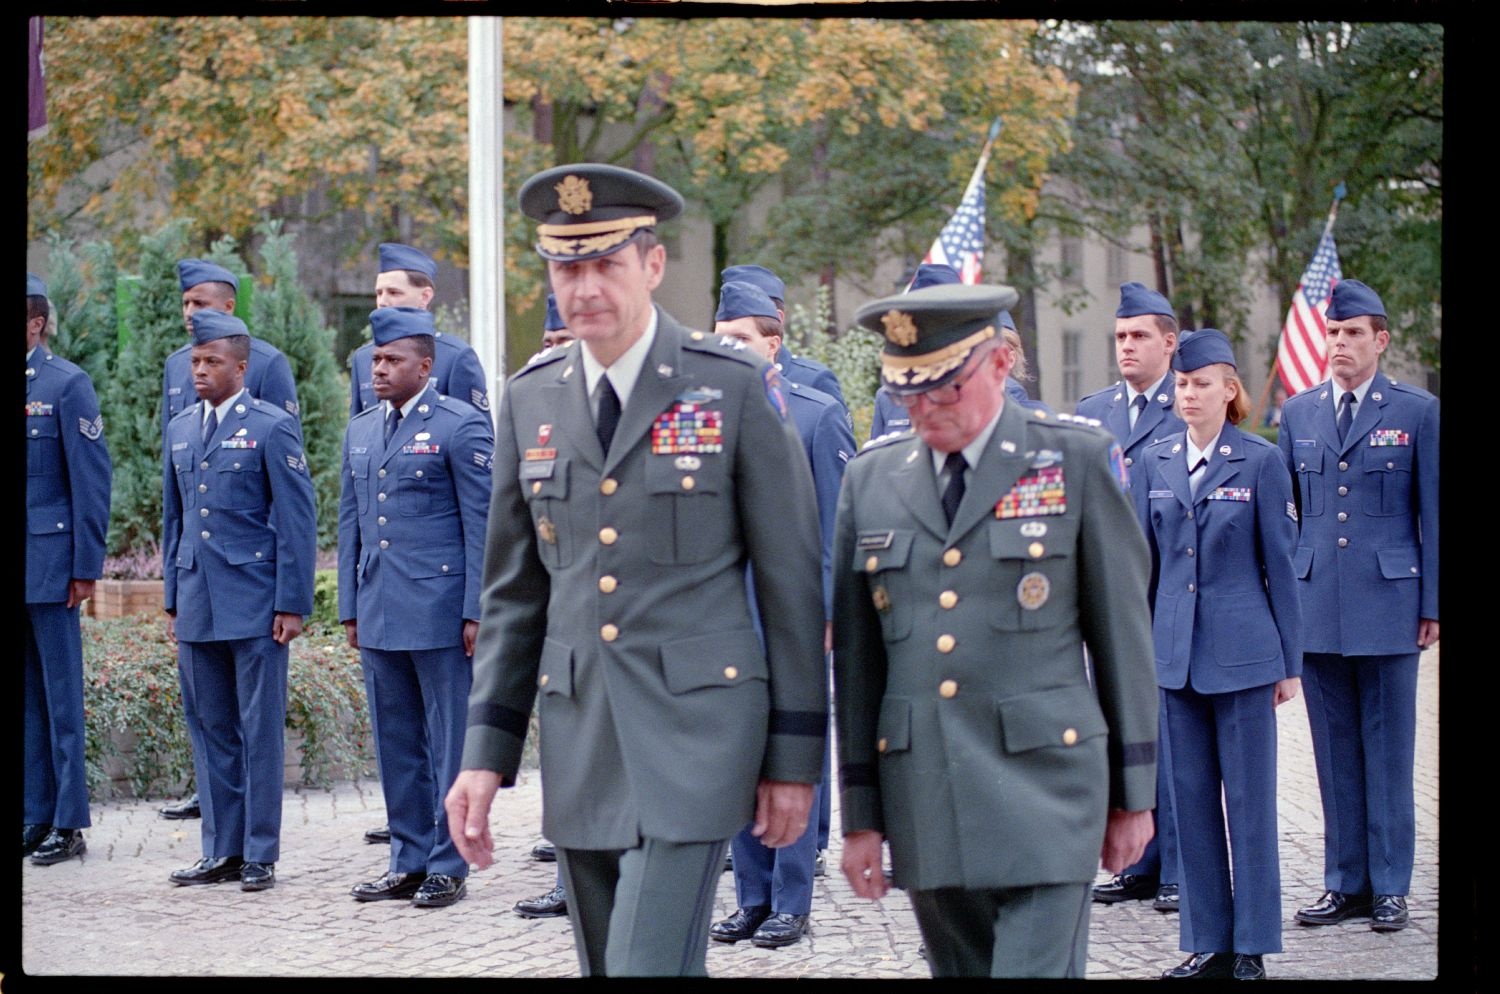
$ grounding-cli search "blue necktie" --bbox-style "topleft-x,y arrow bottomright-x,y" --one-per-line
1337,391 -> 1355,444
202,408 -> 218,444
384,406 -> 402,446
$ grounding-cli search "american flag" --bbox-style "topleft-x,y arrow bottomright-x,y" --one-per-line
1276,227 -> 1342,395
919,119 -> 1001,286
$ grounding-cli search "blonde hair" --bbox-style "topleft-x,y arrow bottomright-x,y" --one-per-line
1177,362 -> 1249,424
1001,327 -> 1030,382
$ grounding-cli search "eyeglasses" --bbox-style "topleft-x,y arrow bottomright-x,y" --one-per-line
890,350 -> 991,409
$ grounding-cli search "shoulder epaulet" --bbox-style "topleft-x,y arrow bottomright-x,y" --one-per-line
1045,410 -> 1106,430
435,333 -> 475,355
1076,382 -> 1121,404
1288,382 -> 1324,402
34,351 -> 85,378
1144,431 -> 1184,452
512,340 -> 572,379
685,330 -> 760,367
245,396 -> 294,423
167,341 -> 192,360
1241,431 -> 1276,449
249,337 -> 283,358
433,392 -> 482,417
856,430 -> 914,456
1386,379 -> 1436,401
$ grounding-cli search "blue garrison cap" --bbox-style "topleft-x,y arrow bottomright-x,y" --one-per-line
370,306 -> 436,345
27,272 -> 47,297
520,162 -> 683,263
544,293 -> 566,331
721,264 -> 785,303
177,259 -> 239,294
999,310 -> 1016,331
909,263 -> 961,291
190,309 -> 249,345
1326,279 -> 1386,321
1172,328 -> 1237,372
1116,281 -> 1173,319
716,281 -> 780,323
378,243 -> 438,281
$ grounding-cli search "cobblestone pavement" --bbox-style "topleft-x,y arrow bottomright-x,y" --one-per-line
18,648 -> 1439,980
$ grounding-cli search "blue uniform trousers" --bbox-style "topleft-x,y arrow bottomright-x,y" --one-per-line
1300,651 -> 1419,897
179,637 -> 288,863
729,780 -> 823,915
24,603 -> 91,829
1165,683 -> 1282,955
362,645 -> 471,878
1120,689 -> 1179,885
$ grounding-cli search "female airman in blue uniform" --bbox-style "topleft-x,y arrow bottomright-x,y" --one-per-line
1140,330 -> 1302,981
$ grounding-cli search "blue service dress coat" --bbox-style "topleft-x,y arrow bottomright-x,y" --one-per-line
25,346 -> 112,831
339,384 -> 494,877
163,336 -> 300,437
775,345 -> 846,410
349,332 -> 489,418
1277,370 -> 1438,898
1140,423 -> 1301,955
162,390 -> 316,863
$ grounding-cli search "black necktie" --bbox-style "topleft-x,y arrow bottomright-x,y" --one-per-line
596,376 -> 621,453
1131,393 -> 1148,429
384,406 -> 402,446
1337,391 -> 1356,444
941,452 -> 967,526
202,408 -> 218,444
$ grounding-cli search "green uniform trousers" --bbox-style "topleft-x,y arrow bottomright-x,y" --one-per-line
910,882 -> 1093,978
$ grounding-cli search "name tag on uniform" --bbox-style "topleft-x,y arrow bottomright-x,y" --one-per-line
1368,429 -> 1410,446
402,442 -> 440,455
520,460 -> 554,480
1206,486 -> 1251,502
996,466 -> 1066,519
1148,489 -> 1173,499
172,441 -> 189,452
220,438 -> 257,449
350,446 -> 368,455
857,530 -> 894,550
168,387 -> 183,396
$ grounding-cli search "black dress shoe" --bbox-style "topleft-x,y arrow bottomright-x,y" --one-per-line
813,850 -> 826,878
23,823 -> 52,858
1154,883 -> 1181,912
1162,952 -> 1235,979
752,913 -> 810,948
514,883 -> 568,918
1294,890 -> 1372,926
1232,954 -> 1265,979
1370,895 -> 1409,932
1093,872 -> 1159,904
363,824 -> 391,845
240,862 -> 275,891
529,842 -> 557,863
412,873 -> 466,907
352,870 -> 427,902
710,905 -> 771,943
170,855 -> 245,886
723,851 -> 734,873
159,793 -> 201,820
29,828 -> 85,865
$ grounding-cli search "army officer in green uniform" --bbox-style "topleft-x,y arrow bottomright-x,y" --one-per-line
446,163 -> 827,977
833,283 -> 1159,977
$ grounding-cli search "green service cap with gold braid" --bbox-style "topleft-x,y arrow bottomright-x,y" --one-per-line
856,283 -> 1019,395
519,163 -> 684,263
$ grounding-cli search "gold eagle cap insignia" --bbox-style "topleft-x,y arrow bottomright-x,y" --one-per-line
555,175 -> 593,215
881,310 -> 919,347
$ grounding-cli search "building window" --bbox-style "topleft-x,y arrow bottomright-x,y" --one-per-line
1060,236 -> 1083,288
1063,329 -> 1083,404
1106,244 -> 1128,285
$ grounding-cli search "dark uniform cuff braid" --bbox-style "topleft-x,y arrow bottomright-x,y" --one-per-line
769,709 -> 826,737
468,702 -> 531,738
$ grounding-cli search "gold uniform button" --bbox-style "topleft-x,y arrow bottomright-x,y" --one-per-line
680,475 -> 695,491
943,548 -> 962,567
600,624 -> 619,642
1062,727 -> 1079,746
600,478 -> 619,495
936,634 -> 956,653
865,555 -> 879,573
724,666 -> 738,680
939,590 -> 958,609
599,575 -> 618,593
938,679 -> 958,699
1028,542 -> 1045,558
531,481 -> 542,495
877,737 -> 889,753
599,527 -> 619,545
690,331 -> 705,341
538,674 -> 549,687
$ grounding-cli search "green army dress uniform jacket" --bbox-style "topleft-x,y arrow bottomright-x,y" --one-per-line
833,399 -> 1158,891
462,309 -> 828,849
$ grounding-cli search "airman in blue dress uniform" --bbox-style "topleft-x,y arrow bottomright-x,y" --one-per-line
721,263 -> 847,414
709,281 -> 854,950
340,307 -> 494,909
25,272 -> 112,866
1139,330 -> 1302,980
348,243 -> 490,418
1076,280 -> 1185,912
160,260 -> 302,823
161,309 -> 316,892
1280,280 -> 1439,934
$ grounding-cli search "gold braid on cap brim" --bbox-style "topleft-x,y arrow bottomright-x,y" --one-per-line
881,326 -> 995,388
536,215 -> 657,257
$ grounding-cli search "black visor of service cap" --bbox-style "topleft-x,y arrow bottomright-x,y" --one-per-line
519,163 -> 684,263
